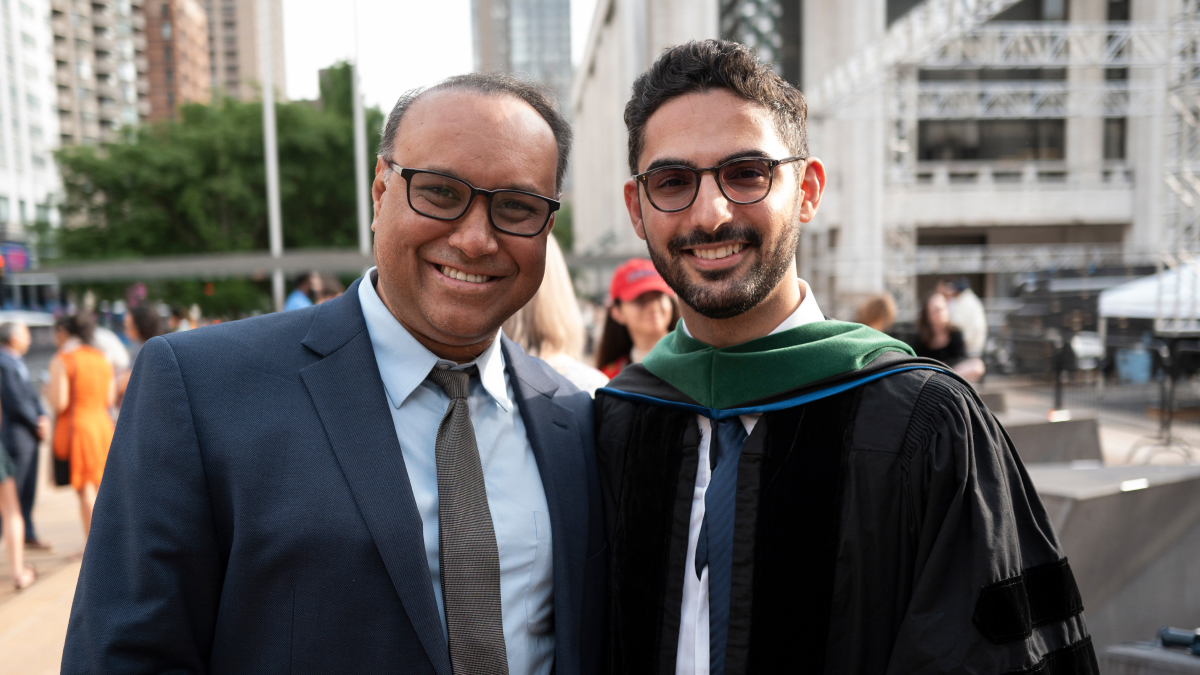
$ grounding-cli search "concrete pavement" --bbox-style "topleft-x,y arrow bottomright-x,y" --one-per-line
0,441 -> 86,675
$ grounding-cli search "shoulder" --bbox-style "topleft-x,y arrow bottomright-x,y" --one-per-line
148,305 -> 324,382
850,367 -> 981,455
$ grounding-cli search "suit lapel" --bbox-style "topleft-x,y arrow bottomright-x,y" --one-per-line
502,339 -> 588,675
300,284 -> 452,675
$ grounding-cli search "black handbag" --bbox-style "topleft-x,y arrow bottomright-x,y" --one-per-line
53,454 -> 70,487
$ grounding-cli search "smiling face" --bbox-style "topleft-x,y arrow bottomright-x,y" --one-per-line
371,89 -> 558,359
624,89 -> 823,322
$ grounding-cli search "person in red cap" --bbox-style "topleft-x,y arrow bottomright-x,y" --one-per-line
594,258 -> 678,378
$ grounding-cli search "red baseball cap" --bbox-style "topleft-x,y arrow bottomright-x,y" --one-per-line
608,258 -> 673,304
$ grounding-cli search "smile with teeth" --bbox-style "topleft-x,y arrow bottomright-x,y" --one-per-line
689,243 -> 746,260
439,265 -> 493,284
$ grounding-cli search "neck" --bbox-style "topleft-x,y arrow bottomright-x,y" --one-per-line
681,267 -> 803,349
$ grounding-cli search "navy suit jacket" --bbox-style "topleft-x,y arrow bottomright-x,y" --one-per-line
0,351 -> 42,460
62,279 -> 607,674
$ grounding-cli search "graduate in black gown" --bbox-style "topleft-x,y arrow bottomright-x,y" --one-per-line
594,39 -> 1098,675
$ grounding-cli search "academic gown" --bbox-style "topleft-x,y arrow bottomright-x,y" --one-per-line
593,351 -> 1098,675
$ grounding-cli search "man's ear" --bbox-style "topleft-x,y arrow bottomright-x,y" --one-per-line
797,157 -> 827,224
371,157 -> 391,228
609,303 -> 627,326
623,179 -> 648,241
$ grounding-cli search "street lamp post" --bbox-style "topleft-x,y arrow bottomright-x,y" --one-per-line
259,0 -> 284,311
353,0 -> 371,261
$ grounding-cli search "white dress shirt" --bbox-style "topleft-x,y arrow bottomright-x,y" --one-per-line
674,280 -> 825,675
358,271 -> 555,675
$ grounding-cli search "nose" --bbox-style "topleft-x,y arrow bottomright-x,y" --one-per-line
446,194 -> 500,259
687,172 -> 733,233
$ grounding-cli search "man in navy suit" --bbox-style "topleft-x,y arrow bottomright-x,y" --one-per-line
0,321 -> 48,548
63,73 -> 605,674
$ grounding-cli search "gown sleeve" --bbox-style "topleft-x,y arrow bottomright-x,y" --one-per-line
881,373 -> 1097,675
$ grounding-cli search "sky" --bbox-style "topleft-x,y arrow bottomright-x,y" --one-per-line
282,0 -> 600,110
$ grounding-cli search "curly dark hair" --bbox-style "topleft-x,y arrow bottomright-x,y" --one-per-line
624,39 -> 809,175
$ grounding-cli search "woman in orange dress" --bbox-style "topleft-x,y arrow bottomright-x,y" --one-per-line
48,313 -> 115,539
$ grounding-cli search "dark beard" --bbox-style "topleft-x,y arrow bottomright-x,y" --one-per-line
646,221 -> 799,320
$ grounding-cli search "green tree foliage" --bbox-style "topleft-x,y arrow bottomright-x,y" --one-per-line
51,62 -> 383,316
54,61 -> 383,260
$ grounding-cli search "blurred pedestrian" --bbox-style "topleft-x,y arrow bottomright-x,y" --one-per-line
0,322 -> 49,552
316,276 -> 345,304
117,306 -> 164,403
504,237 -> 609,395
285,271 -> 322,311
912,292 -> 985,382
855,293 -> 897,333
48,313 -> 115,539
595,258 -> 678,378
168,306 -> 192,332
92,324 -> 131,373
0,452 -> 34,589
942,277 -> 988,358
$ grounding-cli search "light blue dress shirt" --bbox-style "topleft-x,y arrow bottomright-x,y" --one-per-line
358,271 -> 555,675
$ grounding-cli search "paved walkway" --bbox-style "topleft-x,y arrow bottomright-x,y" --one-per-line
0,444 -> 86,675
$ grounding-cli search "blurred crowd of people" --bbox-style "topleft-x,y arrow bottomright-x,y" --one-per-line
0,261 -> 995,593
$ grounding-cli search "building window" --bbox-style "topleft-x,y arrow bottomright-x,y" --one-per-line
161,22 -> 171,40
1103,118 -> 1126,160
918,119 -> 1066,161
0,198 -> 9,223
167,92 -> 175,107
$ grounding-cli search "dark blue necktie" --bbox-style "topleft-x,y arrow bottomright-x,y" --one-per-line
694,416 -> 748,675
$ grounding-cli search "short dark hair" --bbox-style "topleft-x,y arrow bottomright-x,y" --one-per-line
128,305 -> 163,342
56,312 -> 95,345
377,72 -> 572,194
624,39 -> 809,175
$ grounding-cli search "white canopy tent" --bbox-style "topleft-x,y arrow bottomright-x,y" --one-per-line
1098,263 -> 1200,335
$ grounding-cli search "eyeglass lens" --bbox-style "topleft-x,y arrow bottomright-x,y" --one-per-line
644,158 -> 775,211
407,171 -> 551,235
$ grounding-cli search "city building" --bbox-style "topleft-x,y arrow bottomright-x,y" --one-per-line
470,0 -> 572,110
52,0 -> 147,144
203,0 -> 285,101
570,0 -> 717,280
571,0 -> 1161,322
0,0 -> 63,243
144,0 -> 210,121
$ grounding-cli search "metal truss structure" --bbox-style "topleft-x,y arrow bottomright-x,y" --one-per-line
921,22 -> 1167,69
912,81 -> 1155,119
1157,0 -> 1200,336
807,0 -> 1027,115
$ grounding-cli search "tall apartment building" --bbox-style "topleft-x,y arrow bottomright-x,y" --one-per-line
52,0 -> 146,145
0,0 -> 61,242
203,0 -> 284,100
144,0 -> 210,120
471,0 -> 572,110
571,0 -> 1154,321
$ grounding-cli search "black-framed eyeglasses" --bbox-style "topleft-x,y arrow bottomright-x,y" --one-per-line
633,155 -> 805,213
389,163 -> 560,237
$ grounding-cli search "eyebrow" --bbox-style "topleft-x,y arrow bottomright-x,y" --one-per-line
642,148 -> 776,173
400,163 -> 550,196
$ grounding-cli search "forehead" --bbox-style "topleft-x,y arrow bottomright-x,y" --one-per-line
639,89 -> 786,171
395,88 -> 558,192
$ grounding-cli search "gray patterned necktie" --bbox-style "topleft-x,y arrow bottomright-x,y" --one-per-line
427,366 -> 509,675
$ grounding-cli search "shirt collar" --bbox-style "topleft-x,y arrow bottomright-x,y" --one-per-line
679,278 -> 824,339
358,268 -> 512,412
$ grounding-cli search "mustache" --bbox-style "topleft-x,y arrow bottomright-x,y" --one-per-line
666,225 -> 762,254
